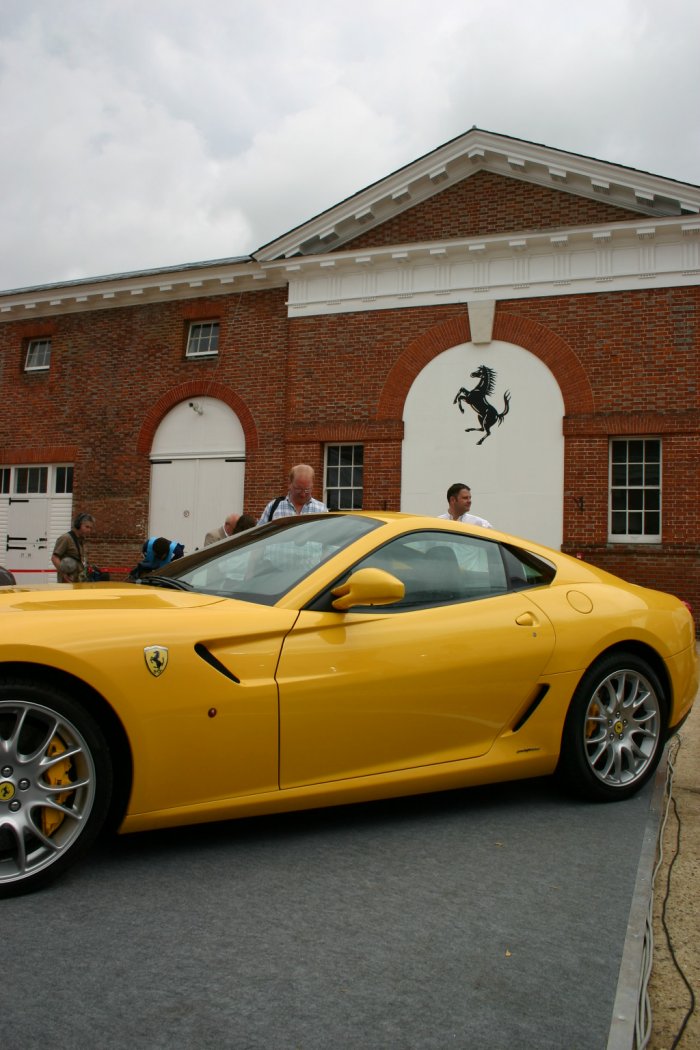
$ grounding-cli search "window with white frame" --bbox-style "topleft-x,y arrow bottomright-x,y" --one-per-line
325,444 -> 363,510
54,466 -> 74,494
14,466 -> 49,494
1,464 -> 71,496
186,321 -> 219,358
25,338 -> 51,372
609,438 -> 661,542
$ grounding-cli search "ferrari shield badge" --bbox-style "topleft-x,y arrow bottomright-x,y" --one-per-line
144,645 -> 169,677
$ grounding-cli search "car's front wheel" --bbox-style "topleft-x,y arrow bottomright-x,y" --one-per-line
0,681 -> 113,897
558,652 -> 667,802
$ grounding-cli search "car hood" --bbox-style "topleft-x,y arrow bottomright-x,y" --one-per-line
0,582 -> 227,614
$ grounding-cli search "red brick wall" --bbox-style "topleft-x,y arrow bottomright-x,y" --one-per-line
0,288 -> 292,568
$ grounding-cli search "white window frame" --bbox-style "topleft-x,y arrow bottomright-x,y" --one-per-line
14,466 -> 49,494
186,321 -> 219,359
25,338 -> 51,372
608,438 -> 661,543
54,465 -> 74,494
2,463 -> 73,497
324,443 -> 364,511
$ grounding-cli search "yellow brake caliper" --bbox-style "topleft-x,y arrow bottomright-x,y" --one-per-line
41,736 -> 73,837
586,702 -> 601,738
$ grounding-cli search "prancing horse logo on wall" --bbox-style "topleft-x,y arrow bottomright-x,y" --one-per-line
453,364 -> 511,445
144,645 -> 169,677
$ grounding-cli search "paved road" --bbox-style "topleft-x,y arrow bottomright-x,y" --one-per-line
3,774 -> 654,1050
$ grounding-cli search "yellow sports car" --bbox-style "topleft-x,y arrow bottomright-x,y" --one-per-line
0,512 -> 697,897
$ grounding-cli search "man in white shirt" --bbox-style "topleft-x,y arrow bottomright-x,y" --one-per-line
438,483 -> 493,528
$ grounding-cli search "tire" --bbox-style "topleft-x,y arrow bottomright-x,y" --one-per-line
0,681 -> 113,897
558,652 -> 667,802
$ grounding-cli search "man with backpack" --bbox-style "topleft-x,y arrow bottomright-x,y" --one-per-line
51,512 -> 95,582
258,464 -> 328,524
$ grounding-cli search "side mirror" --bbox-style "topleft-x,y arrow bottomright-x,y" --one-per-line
331,567 -> 405,611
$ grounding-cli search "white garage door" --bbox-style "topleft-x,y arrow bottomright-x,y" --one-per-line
149,397 -> 246,553
150,457 -> 244,553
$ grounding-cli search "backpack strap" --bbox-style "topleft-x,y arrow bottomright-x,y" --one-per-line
263,495 -> 284,524
68,530 -> 84,560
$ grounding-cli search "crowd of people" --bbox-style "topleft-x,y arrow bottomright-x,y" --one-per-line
46,466 -> 492,585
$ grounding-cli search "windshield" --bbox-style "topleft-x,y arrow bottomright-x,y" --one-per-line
159,513 -> 382,604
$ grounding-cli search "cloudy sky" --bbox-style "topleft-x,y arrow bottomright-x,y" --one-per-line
1,0 -> 698,291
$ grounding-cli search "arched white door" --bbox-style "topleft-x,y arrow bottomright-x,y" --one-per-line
149,398 -> 246,553
401,342 -> 565,549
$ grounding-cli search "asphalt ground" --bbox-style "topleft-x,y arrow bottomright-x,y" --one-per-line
2,768 -> 659,1050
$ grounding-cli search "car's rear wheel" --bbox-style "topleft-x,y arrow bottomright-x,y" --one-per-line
0,681 -> 113,897
558,652 -> 667,802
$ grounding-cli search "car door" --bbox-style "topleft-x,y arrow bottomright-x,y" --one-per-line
277,531 -> 557,788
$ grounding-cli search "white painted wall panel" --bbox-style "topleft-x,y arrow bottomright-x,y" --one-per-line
401,341 -> 565,549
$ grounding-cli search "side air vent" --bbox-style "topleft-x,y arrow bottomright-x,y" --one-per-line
194,643 -> 241,683
512,684 -> 550,732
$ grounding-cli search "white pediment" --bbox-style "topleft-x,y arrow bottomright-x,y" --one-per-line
253,128 -> 700,262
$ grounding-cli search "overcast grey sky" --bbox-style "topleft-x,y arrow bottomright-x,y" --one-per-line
1,0 -> 698,292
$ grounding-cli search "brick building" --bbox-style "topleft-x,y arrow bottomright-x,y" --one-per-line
1,128 -> 698,618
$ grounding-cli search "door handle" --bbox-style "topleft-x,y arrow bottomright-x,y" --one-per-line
515,611 -> 539,627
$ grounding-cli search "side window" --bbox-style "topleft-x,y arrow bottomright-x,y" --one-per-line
501,545 -> 556,589
319,531 -> 511,612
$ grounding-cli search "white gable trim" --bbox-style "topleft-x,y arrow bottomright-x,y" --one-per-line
0,258 -> 281,320
254,129 -> 700,262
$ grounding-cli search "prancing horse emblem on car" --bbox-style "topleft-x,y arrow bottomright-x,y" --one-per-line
144,646 -> 169,677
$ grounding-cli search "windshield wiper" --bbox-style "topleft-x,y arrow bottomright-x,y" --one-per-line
139,576 -> 193,591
